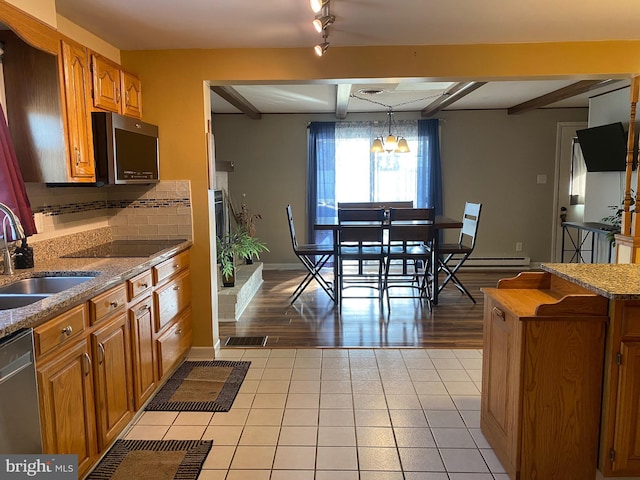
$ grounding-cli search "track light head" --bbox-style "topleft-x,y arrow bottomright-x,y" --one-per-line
310,0 -> 330,13
314,42 -> 330,57
313,15 -> 335,33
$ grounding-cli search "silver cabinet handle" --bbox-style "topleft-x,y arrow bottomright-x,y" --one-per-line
492,306 -> 505,321
110,301 -> 119,308
61,325 -> 73,336
173,286 -> 180,291
138,305 -> 150,315
175,329 -> 182,335
140,282 -> 148,289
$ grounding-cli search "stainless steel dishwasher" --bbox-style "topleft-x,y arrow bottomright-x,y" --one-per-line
0,328 -> 42,453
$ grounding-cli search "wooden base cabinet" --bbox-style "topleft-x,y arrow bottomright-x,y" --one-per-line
599,299 -> 640,476
35,249 -> 191,478
481,272 -> 608,480
90,311 -> 133,451
129,296 -> 157,409
37,338 -> 98,478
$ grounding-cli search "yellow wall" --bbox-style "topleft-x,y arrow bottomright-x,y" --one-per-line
122,42 -> 640,348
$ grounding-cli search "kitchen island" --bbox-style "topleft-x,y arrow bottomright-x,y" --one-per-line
481,264 -> 640,479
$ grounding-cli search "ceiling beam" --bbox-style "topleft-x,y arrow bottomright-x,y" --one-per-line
507,79 -> 619,115
336,84 -> 351,119
421,82 -> 486,117
210,86 -> 262,120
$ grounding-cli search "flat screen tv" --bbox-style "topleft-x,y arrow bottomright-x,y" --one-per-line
576,122 -> 627,172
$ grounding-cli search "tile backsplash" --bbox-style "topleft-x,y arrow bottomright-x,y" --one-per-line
24,180 -> 193,242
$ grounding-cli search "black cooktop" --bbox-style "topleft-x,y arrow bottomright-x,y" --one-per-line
63,239 -> 186,258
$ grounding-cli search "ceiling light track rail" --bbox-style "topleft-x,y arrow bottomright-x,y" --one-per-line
310,0 -> 333,56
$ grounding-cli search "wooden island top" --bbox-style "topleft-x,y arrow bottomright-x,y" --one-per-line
541,262 -> 640,300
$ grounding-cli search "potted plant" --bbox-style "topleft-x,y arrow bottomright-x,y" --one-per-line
602,191 -> 635,246
231,194 -> 262,263
216,228 -> 268,287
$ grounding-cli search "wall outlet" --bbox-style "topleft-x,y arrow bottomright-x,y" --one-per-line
515,242 -> 523,252
537,174 -> 547,184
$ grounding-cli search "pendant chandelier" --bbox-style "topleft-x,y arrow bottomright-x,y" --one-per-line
370,107 -> 410,154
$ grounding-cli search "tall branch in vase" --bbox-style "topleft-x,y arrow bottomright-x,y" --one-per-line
231,193 -> 262,237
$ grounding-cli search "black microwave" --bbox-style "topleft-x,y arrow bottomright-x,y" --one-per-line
92,112 -> 160,185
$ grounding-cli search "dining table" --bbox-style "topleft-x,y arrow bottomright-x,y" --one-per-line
314,214 -> 463,306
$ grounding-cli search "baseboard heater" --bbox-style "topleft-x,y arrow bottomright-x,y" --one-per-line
462,256 -> 531,268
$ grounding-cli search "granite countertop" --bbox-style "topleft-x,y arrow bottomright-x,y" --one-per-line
0,240 -> 192,339
541,263 -> 640,300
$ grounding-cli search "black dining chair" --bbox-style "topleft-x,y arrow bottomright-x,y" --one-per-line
384,208 -> 435,311
435,202 -> 482,303
337,207 -> 386,309
286,205 -> 335,303
337,201 -> 414,209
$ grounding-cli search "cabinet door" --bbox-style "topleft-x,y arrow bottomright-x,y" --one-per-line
480,299 -> 522,477
612,341 -> 640,473
91,54 -> 120,113
156,307 -> 192,379
60,39 -> 95,180
129,297 -> 157,409
121,70 -> 142,118
37,339 -> 97,478
91,312 -> 133,450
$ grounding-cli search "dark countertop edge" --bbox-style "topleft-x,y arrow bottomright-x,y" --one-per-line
541,263 -> 640,300
0,240 -> 193,339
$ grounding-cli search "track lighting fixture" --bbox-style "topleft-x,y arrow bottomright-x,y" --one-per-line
313,14 -> 335,33
314,41 -> 330,57
311,0 -> 333,56
310,0 -> 330,13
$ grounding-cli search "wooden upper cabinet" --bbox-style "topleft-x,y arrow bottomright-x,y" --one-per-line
60,38 -> 95,181
121,70 -> 142,118
91,54 -> 120,113
91,53 -> 142,119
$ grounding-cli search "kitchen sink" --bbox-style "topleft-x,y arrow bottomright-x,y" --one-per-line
0,276 -> 95,295
0,294 -> 51,310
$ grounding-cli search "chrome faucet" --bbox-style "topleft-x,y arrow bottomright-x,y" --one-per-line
0,202 -> 26,275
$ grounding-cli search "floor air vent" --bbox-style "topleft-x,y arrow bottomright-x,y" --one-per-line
224,336 -> 268,347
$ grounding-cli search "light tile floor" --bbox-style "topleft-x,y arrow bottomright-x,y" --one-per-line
125,348 -> 509,480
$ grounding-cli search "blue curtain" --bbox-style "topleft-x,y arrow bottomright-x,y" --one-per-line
307,122 -> 335,244
417,119 -> 443,215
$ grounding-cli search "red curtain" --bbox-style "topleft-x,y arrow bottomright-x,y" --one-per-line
0,104 -> 37,239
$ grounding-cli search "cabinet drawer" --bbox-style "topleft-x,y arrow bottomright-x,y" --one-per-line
89,284 -> 127,325
156,307 -> 192,379
154,269 -> 191,332
34,304 -> 87,358
622,303 -> 640,338
153,250 -> 190,286
127,270 -> 152,301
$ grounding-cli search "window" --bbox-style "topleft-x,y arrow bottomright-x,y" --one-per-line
335,121 -> 418,204
308,119 -> 442,244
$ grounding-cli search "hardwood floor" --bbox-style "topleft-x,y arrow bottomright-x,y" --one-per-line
219,268 -> 522,348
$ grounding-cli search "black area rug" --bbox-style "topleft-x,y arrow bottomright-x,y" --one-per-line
86,439 -> 212,480
145,360 -> 251,412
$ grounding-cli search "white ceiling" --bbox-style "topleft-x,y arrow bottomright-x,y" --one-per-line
53,0 -> 639,115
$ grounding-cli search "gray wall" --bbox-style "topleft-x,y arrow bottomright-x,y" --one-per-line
213,108 -> 587,265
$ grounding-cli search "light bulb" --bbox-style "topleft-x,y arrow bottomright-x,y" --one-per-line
370,138 -> 384,153
314,42 -> 329,57
384,135 -> 397,152
310,0 -> 328,13
395,137 -> 410,153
